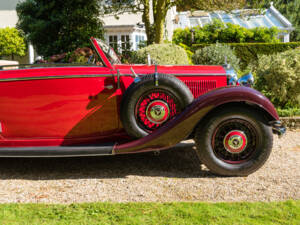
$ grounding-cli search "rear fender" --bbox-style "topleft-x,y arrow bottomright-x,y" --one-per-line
114,86 -> 279,154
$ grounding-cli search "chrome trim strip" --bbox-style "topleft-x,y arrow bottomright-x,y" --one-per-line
0,74 -> 112,82
121,73 -> 226,77
172,73 -> 226,76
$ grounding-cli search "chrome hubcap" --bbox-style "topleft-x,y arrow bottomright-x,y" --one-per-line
223,130 -> 247,154
146,100 -> 170,124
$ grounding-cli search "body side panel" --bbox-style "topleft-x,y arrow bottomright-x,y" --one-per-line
0,67 -> 120,146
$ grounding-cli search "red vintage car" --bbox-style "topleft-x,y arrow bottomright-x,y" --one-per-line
0,38 -> 285,176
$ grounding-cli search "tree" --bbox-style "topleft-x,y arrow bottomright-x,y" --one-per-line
105,0 -> 261,44
0,27 -> 26,59
17,0 -> 105,57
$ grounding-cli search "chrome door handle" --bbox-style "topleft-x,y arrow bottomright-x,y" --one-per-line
104,85 -> 114,90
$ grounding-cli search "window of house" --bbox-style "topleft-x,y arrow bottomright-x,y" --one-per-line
200,17 -> 210,26
109,35 -> 118,51
189,18 -> 199,27
135,35 -> 145,50
121,35 -> 130,52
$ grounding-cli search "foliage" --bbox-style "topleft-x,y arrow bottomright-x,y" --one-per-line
192,42 -> 300,69
177,0 -> 261,11
259,0 -> 300,42
0,27 -> 26,58
133,43 -> 189,65
277,107 -> 300,117
192,43 -> 240,70
16,0 -> 104,57
254,49 -> 300,108
105,0 -> 261,44
0,201 -> 298,224
173,20 -> 279,46
178,43 -> 193,64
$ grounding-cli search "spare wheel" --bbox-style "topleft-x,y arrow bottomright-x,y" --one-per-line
120,73 -> 194,138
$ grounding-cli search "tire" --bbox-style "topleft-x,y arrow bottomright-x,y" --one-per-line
194,106 -> 273,176
120,73 -> 194,138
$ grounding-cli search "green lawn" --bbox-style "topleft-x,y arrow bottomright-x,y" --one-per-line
0,200 -> 299,225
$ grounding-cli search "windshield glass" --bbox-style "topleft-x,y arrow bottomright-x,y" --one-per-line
95,38 -> 121,65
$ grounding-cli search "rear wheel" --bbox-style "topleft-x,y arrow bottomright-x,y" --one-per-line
194,107 -> 273,176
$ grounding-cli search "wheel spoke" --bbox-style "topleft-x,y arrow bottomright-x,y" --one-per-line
136,90 -> 179,132
212,119 -> 258,164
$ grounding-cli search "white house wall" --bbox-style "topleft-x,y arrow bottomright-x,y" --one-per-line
0,0 -> 19,28
0,10 -> 18,28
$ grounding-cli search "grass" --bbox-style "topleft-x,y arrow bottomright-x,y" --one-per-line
0,200 -> 299,224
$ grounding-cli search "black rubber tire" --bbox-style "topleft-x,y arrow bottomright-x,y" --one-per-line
120,73 -> 194,138
194,106 -> 273,176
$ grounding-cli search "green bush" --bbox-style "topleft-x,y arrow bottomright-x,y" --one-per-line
133,44 -> 189,65
192,42 -> 300,69
173,19 -> 279,46
277,108 -> 300,117
192,43 -> 240,70
0,27 -> 26,58
254,49 -> 300,108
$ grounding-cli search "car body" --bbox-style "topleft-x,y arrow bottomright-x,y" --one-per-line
0,38 -> 285,176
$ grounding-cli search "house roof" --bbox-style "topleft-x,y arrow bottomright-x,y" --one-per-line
177,4 -> 294,31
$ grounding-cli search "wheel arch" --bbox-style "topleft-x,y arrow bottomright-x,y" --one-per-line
190,101 -> 277,138
114,86 -> 279,154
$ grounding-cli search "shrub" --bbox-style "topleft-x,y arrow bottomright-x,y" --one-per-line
0,27 -> 26,58
277,108 -> 300,117
192,42 -> 300,69
254,49 -> 300,108
172,19 -> 279,46
133,44 -> 189,65
192,43 -> 240,70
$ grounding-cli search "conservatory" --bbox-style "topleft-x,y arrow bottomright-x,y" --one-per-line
175,2 -> 294,42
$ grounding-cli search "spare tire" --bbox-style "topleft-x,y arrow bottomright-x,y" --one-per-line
120,73 -> 194,138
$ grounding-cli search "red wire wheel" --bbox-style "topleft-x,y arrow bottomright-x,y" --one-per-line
211,119 -> 257,164
120,74 -> 194,138
194,107 -> 273,176
135,90 -> 179,132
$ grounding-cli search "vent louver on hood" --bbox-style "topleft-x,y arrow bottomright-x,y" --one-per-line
183,80 -> 217,98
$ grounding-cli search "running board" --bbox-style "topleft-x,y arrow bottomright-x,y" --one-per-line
0,143 -> 115,158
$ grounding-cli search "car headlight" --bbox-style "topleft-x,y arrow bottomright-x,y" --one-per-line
225,67 -> 238,85
238,72 -> 254,87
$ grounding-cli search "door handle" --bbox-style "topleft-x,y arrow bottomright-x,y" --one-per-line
104,85 -> 114,90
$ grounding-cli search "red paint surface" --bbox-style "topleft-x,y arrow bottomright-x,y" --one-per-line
0,38 -> 277,149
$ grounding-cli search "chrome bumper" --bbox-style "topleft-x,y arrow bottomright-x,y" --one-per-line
269,121 -> 286,137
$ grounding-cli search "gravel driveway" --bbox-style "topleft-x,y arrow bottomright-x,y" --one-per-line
0,130 -> 299,204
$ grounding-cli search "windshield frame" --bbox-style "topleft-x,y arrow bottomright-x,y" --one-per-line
90,37 -> 121,68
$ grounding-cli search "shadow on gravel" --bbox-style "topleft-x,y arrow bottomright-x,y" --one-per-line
0,143 -> 217,180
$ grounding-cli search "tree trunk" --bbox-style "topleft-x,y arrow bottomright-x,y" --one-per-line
153,0 -> 168,44
142,0 -> 169,44
142,0 -> 154,45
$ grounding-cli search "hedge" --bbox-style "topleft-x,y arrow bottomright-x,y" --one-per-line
192,42 -> 300,68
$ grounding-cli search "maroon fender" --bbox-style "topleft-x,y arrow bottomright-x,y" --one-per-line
113,86 -> 279,154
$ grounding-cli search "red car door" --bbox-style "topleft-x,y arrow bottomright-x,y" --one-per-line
0,66 -> 119,143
